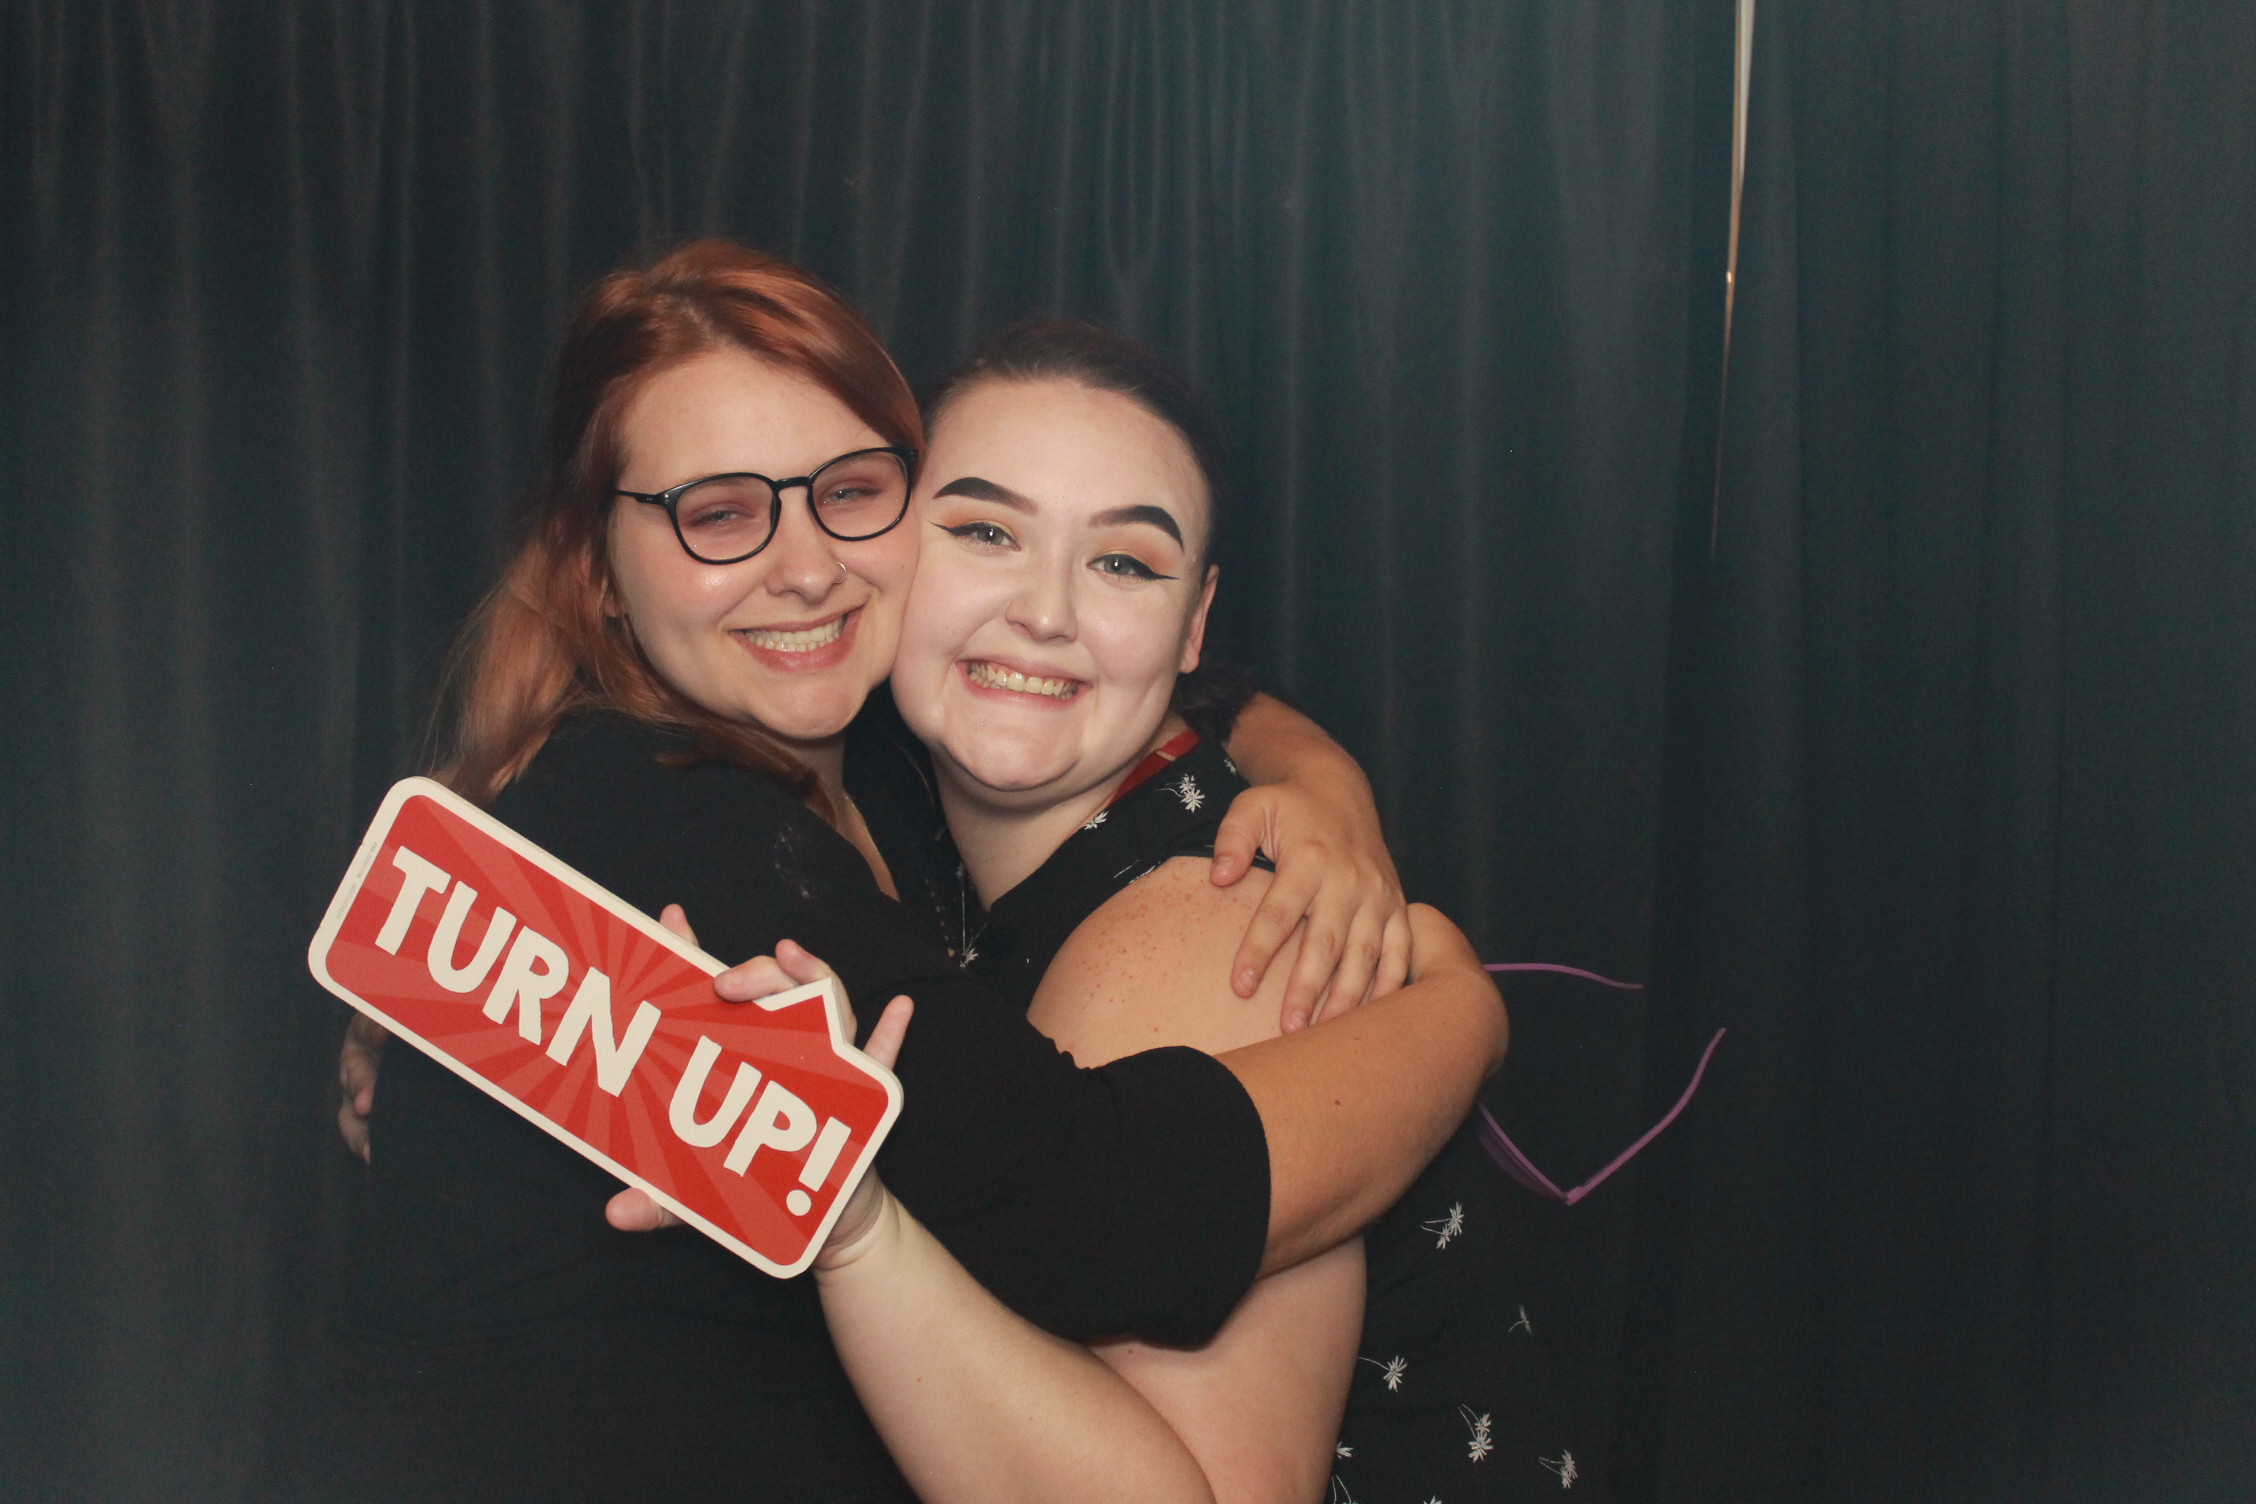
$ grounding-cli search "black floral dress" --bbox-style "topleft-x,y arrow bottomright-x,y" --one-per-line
1332,1126 -> 1613,1502
876,724 -> 1613,1504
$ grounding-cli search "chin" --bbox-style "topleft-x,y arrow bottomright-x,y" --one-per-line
749,684 -> 870,745
941,738 -> 1078,800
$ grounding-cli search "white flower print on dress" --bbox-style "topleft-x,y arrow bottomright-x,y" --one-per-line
1358,1354 -> 1408,1392
1540,1450 -> 1579,1489
1510,1305 -> 1533,1334
1459,1406 -> 1493,1463
1422,1202 -> 1465,1249
1081,807 -> 1109,831
1334,1443 -> 1352,1458
1175,774 -> 1204,812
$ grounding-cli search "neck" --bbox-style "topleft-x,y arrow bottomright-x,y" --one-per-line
803,741 -> 849,804
773,732 -> 848,805
939,717 -> 1186,907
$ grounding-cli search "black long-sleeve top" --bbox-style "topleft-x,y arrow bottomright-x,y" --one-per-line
324,709 -> 1269,1502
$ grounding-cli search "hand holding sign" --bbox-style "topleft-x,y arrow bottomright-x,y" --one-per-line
605,928 -> 915,1253
310,777 -> 902,1278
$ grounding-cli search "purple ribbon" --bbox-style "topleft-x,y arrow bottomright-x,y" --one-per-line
1484,961 -> 1647,990
1475,962 -> 1726,1205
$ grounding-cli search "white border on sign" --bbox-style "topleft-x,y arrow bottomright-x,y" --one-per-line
307,775 -> 905,1279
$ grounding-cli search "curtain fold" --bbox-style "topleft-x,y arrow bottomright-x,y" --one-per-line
1645,3 -> 2256,1499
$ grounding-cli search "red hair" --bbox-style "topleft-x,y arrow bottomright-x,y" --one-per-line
434,241 -> 922,819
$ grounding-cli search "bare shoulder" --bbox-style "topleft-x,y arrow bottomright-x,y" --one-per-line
1027,857 -> 1300,1066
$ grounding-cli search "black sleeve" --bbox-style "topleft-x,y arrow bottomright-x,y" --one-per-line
492,716 -> 1270,1346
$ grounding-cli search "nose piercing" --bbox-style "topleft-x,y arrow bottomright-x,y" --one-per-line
834,561 -> 848,583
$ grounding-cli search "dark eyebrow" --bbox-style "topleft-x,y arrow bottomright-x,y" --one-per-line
935,479 -> 1185,548
1090,504 -> 1184,546
932,476 -> 1035,511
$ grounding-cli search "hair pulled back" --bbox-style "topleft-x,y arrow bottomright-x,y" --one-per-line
927,318 -> 1228,568
928,318 -> 1252,736
436,240 -> 921,813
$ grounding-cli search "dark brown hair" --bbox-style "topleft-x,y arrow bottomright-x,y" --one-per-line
926,318 -> 1228,568
435,240 -> 922,818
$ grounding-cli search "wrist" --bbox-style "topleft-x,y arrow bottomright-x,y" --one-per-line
813,1182 -> 905,1277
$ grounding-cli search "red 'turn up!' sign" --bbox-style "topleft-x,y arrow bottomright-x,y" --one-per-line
309,777 -> 902,1277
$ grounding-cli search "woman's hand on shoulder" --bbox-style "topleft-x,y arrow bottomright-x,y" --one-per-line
1030,858 -> 1309,1065
337,1012 -> 389,1163
1210,780 -> 1410,1033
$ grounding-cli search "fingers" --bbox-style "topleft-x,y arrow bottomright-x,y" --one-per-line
860,996 -> 915,1071
1303,906 -> 1386,1028
1232,859 -> 1320,1000
606,1186 -> 682,1232
1208,806 -> 1263,889
1279,888 -> 1354,1032
1373,908 -> 1414,999
712,941 -> 839,1002
337,1100 -> 371,1164
657,903 -> 699,946
773,939 -> 839,984
713,956 -> 794,1002
338,1014 -> 388,1161
340,1047 -> 377,1115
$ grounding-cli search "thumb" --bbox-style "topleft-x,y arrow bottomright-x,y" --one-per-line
1209,810 -> 1261,888
607,1186 -> 681,1232
658,903 -> 700,947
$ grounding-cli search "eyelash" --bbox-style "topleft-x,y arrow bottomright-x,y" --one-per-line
1093,553 -> 1174,581
940,521 -> 1177,581
939,520 -> 1015,548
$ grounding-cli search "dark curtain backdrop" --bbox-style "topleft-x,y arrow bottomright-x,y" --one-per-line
3,3 -> 1714,1499
3,2 -> 2250,1503
1639,2 -> 2256,1502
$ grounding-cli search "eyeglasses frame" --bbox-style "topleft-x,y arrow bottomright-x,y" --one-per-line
614,445 -> 919,565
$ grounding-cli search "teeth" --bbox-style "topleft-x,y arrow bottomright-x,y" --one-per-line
740,617 -> 845,652
968,661 -> 1080,699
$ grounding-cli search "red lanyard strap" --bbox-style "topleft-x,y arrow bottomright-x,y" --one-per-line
1102,728 -> 1202,810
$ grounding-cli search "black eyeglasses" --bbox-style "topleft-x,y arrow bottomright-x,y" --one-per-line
615,446 -> 916,565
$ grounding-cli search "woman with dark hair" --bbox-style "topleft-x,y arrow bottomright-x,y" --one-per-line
740,322 -> 1605,1503
292,242 -> 1504,1502
604,317 -> 1375,1503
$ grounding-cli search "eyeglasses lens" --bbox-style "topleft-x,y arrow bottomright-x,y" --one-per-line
808,451 -> 911,540
668,451 -> 910,563
673,477 -> 775,563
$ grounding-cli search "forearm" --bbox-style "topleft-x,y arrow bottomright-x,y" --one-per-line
819,1194 -> 1218,1504
1218,945 -> 1505,1273
1225,692 -> 1371,801
1095,1240 -> 1364,1504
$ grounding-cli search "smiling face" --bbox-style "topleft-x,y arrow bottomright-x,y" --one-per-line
892,377 -> 1218,814
605,348 -> 918,756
